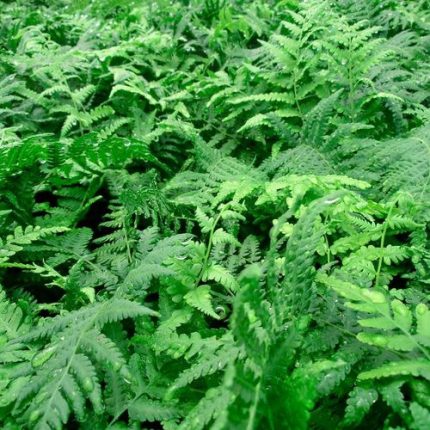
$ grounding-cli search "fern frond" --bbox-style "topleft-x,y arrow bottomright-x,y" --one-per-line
0,290 -> 31,340
0,226 -> 69,263
128,397 -> 180,422
301,90 -> 343,147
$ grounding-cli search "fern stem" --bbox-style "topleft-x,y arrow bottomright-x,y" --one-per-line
123,219 -> 133,264
347,35 -> 355,121
418,139 -> 430,203
246,380 -> 262,430
323,215 -> 331,263
374,201 -> 395,289
293,77 -> 302,118
195,207 -> 225,287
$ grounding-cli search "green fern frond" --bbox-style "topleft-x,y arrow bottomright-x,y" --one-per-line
301,90 -> 343,147
0,226 -> 69,264
128,397 -> 180,422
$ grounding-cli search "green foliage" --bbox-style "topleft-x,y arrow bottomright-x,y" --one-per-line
0,0 -> 429,429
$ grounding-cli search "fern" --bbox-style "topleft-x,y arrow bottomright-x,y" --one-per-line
0,226 -> 69,264
0,0 -> 429,429
6,298 -> 156,429
320,273 -> 430,358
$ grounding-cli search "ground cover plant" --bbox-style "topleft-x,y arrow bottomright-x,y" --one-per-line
0,0 -> 429,428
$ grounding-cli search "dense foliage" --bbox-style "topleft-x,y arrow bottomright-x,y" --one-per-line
0,0 -> 430,428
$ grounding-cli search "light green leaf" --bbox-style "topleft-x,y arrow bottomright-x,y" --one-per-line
185,286 -> 219,319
